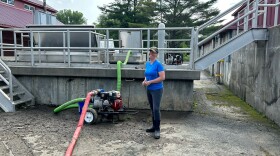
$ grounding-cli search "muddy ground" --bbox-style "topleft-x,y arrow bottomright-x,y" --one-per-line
1,71 -> 280,156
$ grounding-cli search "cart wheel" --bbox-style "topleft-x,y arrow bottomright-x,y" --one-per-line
84,108 -> 98,124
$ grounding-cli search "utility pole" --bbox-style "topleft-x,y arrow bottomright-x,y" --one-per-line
43,0 -> 46,12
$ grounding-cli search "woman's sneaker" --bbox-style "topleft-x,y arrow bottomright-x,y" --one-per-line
154,130 -> 160,139
146,127 -> 155,133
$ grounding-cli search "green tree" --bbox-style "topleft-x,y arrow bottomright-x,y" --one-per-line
156,0 -> 221,47
156,0 -> 219,27
97,0 -> 157,28
56,9 -> 87,24
97,0 -> 158,46
96,0 -> 221,48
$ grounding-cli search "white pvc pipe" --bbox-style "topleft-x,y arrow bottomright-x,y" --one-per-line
275,0 -> 279,26
263,0 -> 268,28
158,23 -> 165,63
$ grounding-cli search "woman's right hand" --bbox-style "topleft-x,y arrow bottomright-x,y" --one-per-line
142,80 -> 146,86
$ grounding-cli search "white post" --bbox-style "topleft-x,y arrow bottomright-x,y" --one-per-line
63,32 -> 66,63
30,31 -> 34,66
158,23 -> 165,63
89,31 -> 91,64
106,29 -> 109,65
19,32 -> 23,62
38,32 -> 41,64
189,28 -> 196,69
253,0 -> 259,28
237,12 -> 240,34
67,29 -> 70,67
275,0 -> 279,26
147,29 -> 150,62
14,32 -> 17,60
0,30 -> 3,59
245,0 -> 250,31
263,0 -> 268,28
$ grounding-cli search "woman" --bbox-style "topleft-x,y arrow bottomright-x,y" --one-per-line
142,47 -> 165,139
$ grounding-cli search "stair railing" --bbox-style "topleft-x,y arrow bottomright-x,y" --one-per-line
0,29 -> 13,101
0,59 -> 13,101
195,0 -> 280,60
197,0 -> 257,47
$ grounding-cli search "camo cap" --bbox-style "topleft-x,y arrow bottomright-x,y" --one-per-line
149,47 -> 158,54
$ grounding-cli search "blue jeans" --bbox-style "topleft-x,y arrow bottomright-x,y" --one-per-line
147,88 -> 163,130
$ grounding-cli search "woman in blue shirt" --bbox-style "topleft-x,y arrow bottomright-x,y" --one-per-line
142,47 -> 165,139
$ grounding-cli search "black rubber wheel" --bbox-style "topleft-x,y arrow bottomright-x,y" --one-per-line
84,108 -> 98,124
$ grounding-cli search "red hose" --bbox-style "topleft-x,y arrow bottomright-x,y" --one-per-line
65,91 -> 94,156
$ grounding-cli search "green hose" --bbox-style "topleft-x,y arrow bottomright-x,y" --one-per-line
123,50 -> 131,65
64,103 -> 79,109
60,103 -> 93,111
53,98 -> 85,113
117,50 -> 131,91
117,61 -> 122,91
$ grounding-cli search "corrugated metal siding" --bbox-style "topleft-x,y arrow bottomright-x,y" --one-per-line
15,0 -> 56,13
233,0 -> 280,28
22,0 -> 57,13
0,2 -> 33,28
14,0 -> 30,11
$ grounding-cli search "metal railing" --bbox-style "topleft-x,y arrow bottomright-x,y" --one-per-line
1,1 -> 277,70
0,29 -> 13,101
0,26 -> 195,68
196,0 -> 280,58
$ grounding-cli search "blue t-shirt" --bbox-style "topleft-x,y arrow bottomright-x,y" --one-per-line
144,60 -> 164,90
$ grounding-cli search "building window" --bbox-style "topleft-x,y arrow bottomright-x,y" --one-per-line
24,4 -> 35,12
1,0 -> 14,5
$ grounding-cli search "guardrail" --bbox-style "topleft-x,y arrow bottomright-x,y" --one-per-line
0,27 -> 195,68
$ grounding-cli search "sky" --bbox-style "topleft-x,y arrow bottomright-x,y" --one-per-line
45,0 -> 241,25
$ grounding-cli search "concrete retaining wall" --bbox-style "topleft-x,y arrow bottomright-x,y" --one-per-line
11,67 -> 200,111
209,25 -> 280,126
